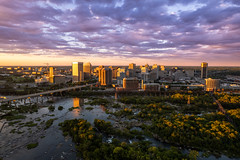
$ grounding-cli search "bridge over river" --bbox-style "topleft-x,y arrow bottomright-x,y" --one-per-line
0,83 -> 95,103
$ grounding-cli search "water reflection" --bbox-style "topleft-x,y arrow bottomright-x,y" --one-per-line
73,98 -> 79,107
72,98 -> 83,118
100,105 -> 106,112
73,98 -> 84,108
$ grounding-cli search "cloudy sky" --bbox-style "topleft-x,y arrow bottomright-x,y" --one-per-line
0,0 -> 240,66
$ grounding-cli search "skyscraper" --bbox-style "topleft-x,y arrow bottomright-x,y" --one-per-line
49,67 -> 54,83
201,62 -> 208,79
83,62 -> 92,80
100,68 -> 112,86
98,65 -> 104,82
129,63 -> 136,77
152,64 -> 159,70
83,62 -> 92,74
129,63 -> 136,70
72,62 -> 84,83
160,65 -> 165,71
109,66 -> 118,79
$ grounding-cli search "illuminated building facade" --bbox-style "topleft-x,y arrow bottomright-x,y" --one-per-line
205,78 -> 220,91
72,62 -> 84,83
123,78 -> 139,90
201,62 -> 208,79
100,68 -> 112,86
83,62 -> 92,80
49,67 -> 54,83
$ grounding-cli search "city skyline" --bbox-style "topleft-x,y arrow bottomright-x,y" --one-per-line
0,0 -> 240,66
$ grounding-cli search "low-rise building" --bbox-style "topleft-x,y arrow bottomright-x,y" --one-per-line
143,83 -> 160,91
205,78 -> 220,91
123,77 -> 139,90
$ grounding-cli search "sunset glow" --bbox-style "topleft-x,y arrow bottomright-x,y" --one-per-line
0,0 -> 240,66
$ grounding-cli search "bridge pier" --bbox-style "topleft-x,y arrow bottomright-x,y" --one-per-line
51,93 -> 54,102
13,100 -> 17,107
28,97 -> 31,106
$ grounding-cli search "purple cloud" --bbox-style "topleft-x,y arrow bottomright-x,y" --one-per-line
0,0 -> 239,65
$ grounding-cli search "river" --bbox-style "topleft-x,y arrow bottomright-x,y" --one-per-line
0,97 -> 237,160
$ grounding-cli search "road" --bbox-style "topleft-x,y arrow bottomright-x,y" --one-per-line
0,83 -> 95,103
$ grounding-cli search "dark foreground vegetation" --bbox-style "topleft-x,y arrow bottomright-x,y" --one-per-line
115,94 -> 240,158
59,119 -> 197,160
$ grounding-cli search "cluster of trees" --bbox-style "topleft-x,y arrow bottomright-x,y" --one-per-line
94,119 -> 141,139
59,118 -> 194,160
136,103 -> 174,120
117,95 -> 240,158
88,98 -> 109,106
147,113 -> 240,157
119,94 -> 217,111
111,108 -> 133,118
216,93 -> 240,109
227,108 -> 240,128
3,75 -> 35,83
119,96 -> 164,105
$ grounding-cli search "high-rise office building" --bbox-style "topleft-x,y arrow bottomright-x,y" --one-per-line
98,65 -> 104,82
141,67 -> 148,73
129,63 -> 136,77
201,62 -> 208,79
100,68 -> 112,86
145,64 -> 149,68
83,62 -> 92,79
126,69 -> 134,78
109,66 -> 118,79
129,63 -> 136,70
49,67 -> 54,83
83,62 -> 92,74
72,62 -> 84,83
152,64 -> 158,70
160,65 -> 165,71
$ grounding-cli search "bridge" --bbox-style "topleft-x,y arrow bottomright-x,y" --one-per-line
0,83 -> 95,103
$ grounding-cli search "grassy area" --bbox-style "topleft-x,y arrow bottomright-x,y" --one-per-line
26,142 -> 38,150
68,106 -> 80,111
58,106 -> 64,110
45,118 -> 58,129
24,121 -> 37,127
17,130 -> 24,134
5,114 -> 26,121
8,120 -> 21,126
85,107 -> 94,110
48,105 -> 55,112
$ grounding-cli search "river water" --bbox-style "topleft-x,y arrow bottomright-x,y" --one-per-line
0,97 -> 237,160
1,97 -> 110,160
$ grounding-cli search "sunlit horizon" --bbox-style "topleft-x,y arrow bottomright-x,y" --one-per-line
0,0 -> 239,66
